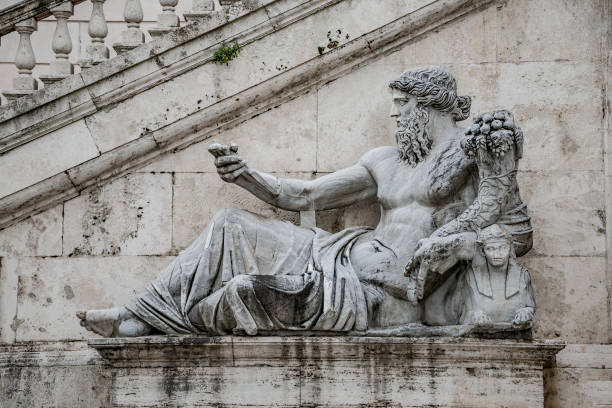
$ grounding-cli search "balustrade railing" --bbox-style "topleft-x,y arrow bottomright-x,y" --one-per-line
0,0 -> 240,105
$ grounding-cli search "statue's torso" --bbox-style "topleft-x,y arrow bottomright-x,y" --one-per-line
348,141 -> 475,326
361,141 -> 474,263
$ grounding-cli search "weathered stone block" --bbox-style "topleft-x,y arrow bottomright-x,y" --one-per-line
143,92 -> 318,173
522,256 -> 609,343
0,119 -> 99,199
544,344 -> 612,408
0,204 -> 63,257
518,171 -> 605,257
0,258 -> 18,344
172,172 -> 310,250
63,173 -> 172,256
496,0 -> 606,63
9,256 -> 173,341
317,56 -> 401,171
0,341 -> 110,407
89,336 -> 564,408
410,3 -> 496,64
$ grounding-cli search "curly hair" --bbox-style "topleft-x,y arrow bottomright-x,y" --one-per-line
389,66 -> 471,121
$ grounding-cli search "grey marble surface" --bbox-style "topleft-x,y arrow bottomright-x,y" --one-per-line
78,66 -> 535,338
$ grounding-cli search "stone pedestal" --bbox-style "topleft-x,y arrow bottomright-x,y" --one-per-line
89,336 -> 564,407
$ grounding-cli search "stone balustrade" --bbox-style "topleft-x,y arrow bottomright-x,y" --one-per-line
0,0 -> 242,105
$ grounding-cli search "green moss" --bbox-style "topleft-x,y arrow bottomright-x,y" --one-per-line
212,41 -> 242,64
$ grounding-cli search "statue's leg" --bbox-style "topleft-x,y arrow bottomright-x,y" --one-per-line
76,209 -> 238,337
189,272 -> 323,335
78,208 -> 315,337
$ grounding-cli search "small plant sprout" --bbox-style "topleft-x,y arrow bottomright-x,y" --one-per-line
212,41 -> 242,64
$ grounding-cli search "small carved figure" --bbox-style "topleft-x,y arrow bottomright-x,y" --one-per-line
459,224 -> 535,328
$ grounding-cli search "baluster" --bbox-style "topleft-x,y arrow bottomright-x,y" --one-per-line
149,0 -> 180,38
80,0 -> 109,68
113,0 -> 144,54
184,0 -> 226,25
2,18 -> 38,102
40,1 -> 74,86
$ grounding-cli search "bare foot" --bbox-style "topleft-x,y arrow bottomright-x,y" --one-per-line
77,307 -> 152,337
76,308 -> 121,337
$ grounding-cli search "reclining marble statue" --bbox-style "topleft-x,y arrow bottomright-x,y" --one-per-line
76,66 -> 535,337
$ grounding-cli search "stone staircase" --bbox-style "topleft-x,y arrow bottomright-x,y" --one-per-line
0,0 -> 496,231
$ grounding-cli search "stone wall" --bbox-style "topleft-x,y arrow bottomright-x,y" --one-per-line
0,0 -> 610,406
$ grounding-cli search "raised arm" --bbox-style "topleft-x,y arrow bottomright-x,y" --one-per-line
209,142 -> 377,212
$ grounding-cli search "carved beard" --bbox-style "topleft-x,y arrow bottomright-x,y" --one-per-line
395,104 -> 433,167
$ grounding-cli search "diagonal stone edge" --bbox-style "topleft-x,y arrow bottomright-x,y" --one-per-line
87,335 -> 566,369
0,0 -> 88,37
0,0 -> 341,152
0,0 -> 497,231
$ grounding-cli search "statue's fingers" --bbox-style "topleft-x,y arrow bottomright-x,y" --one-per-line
215,155 -> 242,167
229,166 -> 247,179
208,141 -> 229,157
220,166 -> 247,182
230,143 -> 239,153
217,162 -> 245,174
416,261 -> 429,299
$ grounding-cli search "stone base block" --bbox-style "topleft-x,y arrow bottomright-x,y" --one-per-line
13,75 -> 38,91
80,43 -> 110,68
2,89 -> 36,102
0,341 -> 110,407
184,10 -> 227,25
148,27 -> 176,39
89,336 -> 564,407
112,42 -> 141,55
39,74 -> 70,86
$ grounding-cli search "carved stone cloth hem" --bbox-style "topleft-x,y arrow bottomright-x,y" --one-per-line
126,209 -> 370,335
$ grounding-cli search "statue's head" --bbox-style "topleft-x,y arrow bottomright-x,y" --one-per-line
389,66 -> 471,166
477,224 -> 513,267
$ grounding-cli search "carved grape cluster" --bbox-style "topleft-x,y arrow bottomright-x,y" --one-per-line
461,110 -> 523,159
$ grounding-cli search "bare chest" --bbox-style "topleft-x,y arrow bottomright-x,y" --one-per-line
372,156 -> 462,210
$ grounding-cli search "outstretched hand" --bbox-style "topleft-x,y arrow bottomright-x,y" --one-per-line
208,141 -> 248,182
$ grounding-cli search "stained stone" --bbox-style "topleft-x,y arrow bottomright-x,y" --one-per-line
78,66 -> 538,339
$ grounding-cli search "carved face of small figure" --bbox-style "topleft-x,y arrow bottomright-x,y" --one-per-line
483,241 -> 511,267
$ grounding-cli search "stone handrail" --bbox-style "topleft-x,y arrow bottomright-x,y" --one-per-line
0,0 -> 497,232
0,0 -> 86,37
0,0 -> 237,103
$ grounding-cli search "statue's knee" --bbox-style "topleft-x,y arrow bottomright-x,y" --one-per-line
211,208 -> 248,225
226,275 -> 254,297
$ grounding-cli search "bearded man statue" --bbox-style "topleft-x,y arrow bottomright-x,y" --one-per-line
77,66 -> 531,337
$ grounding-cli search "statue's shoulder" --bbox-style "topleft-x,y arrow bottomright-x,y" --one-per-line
358,146 -> 397,166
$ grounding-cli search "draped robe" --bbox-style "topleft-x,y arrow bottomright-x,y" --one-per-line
127,209 -> 370,335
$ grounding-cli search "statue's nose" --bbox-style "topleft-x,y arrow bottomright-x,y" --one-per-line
390,103 -> 399,118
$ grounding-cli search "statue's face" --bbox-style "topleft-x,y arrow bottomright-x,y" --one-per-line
483,241 -> 511,267
389,88 -> 433,166
389,89 -> 418,122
